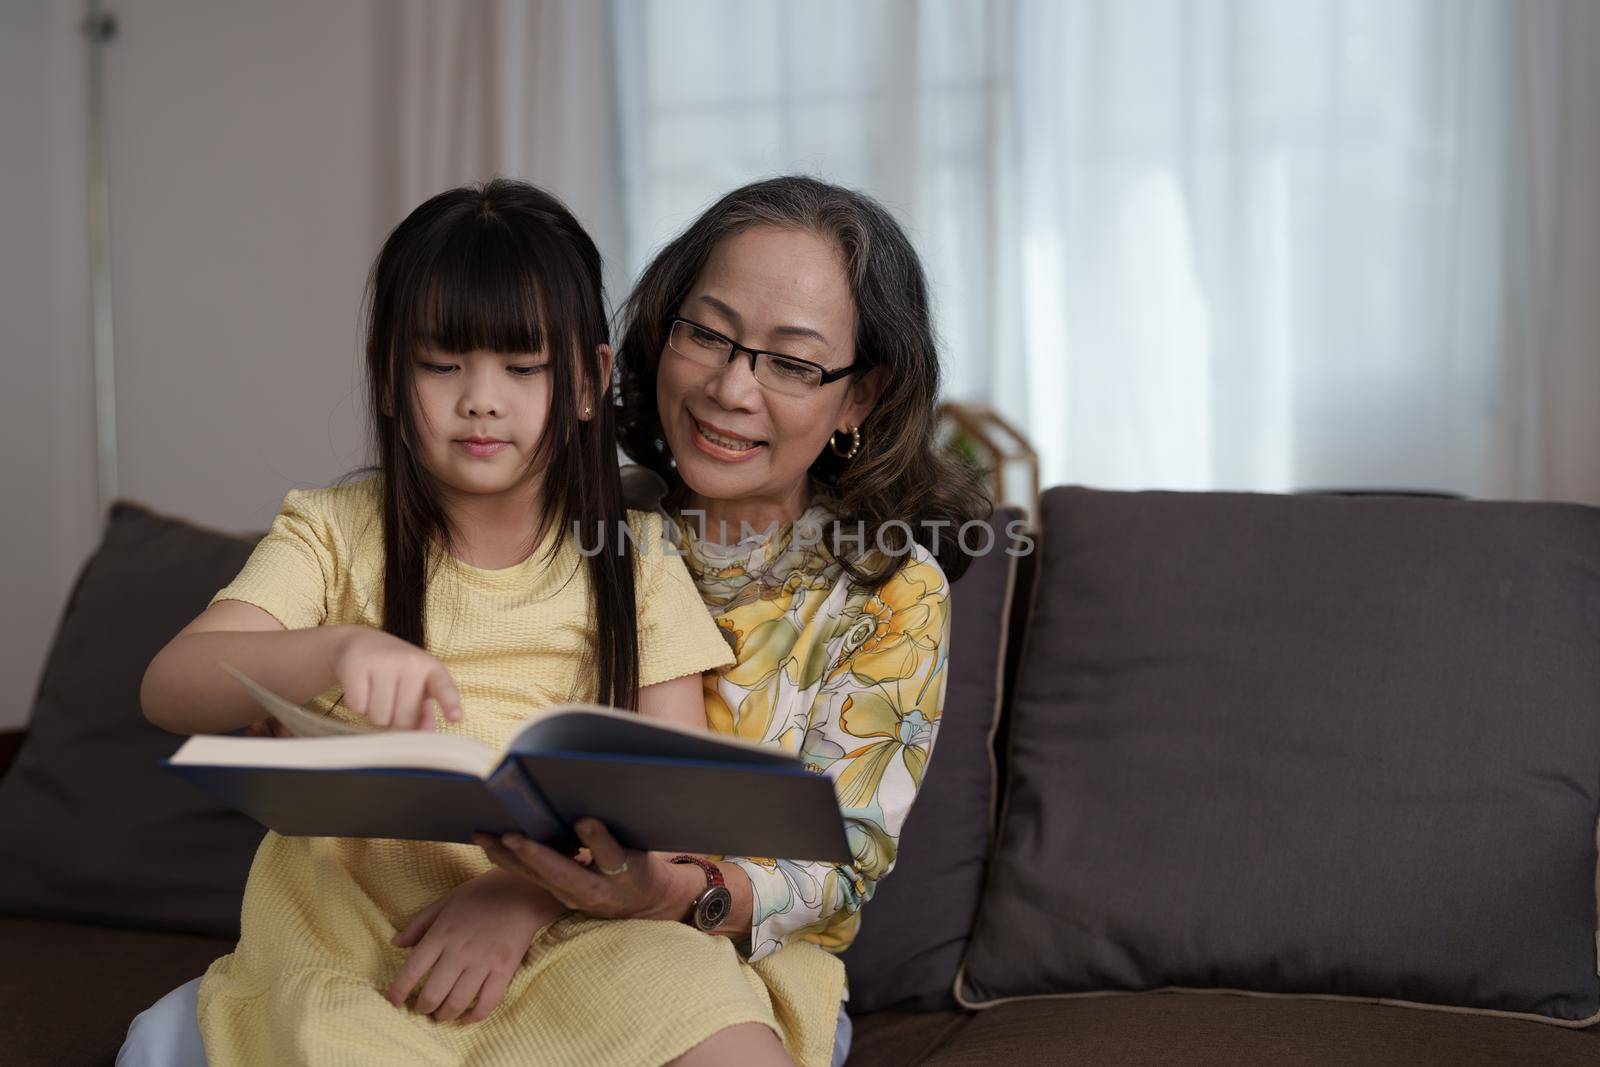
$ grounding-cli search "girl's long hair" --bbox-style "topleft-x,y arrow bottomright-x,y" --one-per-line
359,178 -> 637,709
615,175 -> 989,583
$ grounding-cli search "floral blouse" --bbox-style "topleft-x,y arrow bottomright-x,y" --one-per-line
677,500 -> 953,966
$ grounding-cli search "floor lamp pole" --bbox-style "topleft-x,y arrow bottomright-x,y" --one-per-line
83,0 -> 119,512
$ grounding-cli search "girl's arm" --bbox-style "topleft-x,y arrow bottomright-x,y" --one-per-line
141,600 -> 463,736
142,600 -> 343,735
634,672 -> 711,732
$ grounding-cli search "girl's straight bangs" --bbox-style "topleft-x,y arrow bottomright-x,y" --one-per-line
412,222 -> 549,356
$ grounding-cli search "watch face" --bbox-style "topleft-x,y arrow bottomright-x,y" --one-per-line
695,886 -> 733,931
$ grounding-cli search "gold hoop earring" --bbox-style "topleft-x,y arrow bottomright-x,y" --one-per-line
829,425 -> 862,460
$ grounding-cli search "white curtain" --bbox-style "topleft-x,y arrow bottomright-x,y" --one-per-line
612,0 -> 1600,503
380,0 -> 627,298
387,0 -> 1600,504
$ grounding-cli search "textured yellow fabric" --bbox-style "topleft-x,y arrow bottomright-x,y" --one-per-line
194,477 -> 846,1065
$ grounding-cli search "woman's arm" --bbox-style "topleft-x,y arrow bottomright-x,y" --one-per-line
721,560 -> 953,960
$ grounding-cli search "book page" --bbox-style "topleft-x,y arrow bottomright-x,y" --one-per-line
220,661 -> 374,737
168,731 -> 499,777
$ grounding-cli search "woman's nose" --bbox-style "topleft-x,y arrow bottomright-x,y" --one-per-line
706,352 -> 762,410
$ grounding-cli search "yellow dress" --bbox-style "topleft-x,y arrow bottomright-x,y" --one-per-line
195,477 -> 846,1066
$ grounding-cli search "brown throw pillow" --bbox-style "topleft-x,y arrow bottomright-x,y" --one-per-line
0,502 -> 267,936
959,487 -> 1600,1026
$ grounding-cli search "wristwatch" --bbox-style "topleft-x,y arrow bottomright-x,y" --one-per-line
669,855 -> 732,932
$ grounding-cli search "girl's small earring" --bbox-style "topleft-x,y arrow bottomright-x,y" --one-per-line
829,425 -> 862,461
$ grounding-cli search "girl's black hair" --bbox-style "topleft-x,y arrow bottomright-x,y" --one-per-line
359,178 -> 637,709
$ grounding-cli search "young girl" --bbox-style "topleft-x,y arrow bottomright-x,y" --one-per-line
123,180 -> 735,1063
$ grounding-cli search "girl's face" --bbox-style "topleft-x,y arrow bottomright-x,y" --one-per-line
407,348 -> 555,498
656,225 -> 880,520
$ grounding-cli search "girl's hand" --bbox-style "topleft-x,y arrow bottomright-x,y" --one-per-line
385,868 -> 565,1023
330,625 -> 464,730
473,818 -> 693,923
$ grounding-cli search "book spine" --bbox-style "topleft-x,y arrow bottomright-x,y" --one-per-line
486,761 -> 572,847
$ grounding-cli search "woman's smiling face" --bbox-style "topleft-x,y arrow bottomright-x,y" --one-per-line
656,225 -> 878,522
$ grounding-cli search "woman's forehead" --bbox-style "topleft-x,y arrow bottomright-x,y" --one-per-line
692,226 -> 854,345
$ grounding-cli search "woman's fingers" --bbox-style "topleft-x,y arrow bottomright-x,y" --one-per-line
474,834 -> 539,883
385,937 -> 442,1007
431,964 -> 488,1022
573,818 -> 628,875
390,895 -> 446,948
461,966 -> 511,1023
498,833 -> 605,908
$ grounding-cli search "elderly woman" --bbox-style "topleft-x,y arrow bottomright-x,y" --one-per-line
118,177 -> 986,1067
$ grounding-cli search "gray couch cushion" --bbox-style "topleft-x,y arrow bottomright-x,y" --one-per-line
959,487 -> 1600,1025
845,509 -> 1024,1012
0,502 -> 266,937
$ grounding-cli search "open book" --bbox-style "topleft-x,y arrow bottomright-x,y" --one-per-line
164,665 -> 851,862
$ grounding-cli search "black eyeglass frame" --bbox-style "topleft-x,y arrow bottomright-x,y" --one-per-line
663,315 -> 869,388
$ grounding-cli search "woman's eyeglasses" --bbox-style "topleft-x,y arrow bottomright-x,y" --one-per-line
664,317 -> 866,398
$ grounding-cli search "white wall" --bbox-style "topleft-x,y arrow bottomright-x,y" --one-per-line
0,1 -> 98,731
106,0 -> 383,525
0,0 -> 388,728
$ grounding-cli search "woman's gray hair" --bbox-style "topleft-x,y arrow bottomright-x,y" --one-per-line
614,175 -> 990,583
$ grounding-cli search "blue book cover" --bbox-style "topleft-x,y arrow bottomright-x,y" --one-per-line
164,668 -> 851,863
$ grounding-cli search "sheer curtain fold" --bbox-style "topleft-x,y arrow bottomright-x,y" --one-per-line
1504,0 -> 1600,505
379,0 -> 625,298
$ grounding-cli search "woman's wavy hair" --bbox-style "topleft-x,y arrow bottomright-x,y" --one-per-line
615,175 -> 989,584
357,178 -> 638,709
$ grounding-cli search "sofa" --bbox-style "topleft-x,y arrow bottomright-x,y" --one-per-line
2,486 -> 1598,1065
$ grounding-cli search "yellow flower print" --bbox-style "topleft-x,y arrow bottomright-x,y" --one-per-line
703,683 -> 735,735
704,678 -> 777,743
835,691 -> 937,808
689,561 -> 751,610
833,565 -> 945,685
733,682 -> 778,744
721,616 -> 799,689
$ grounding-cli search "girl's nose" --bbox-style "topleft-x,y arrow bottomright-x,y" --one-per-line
461,368 -> 504,418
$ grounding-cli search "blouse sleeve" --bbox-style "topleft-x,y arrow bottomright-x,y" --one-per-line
209,489 -> 335,630
724,555 -> 952,962
631,511 -> 737,687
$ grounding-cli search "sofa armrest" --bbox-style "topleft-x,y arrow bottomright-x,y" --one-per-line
0,730 -> 26,781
